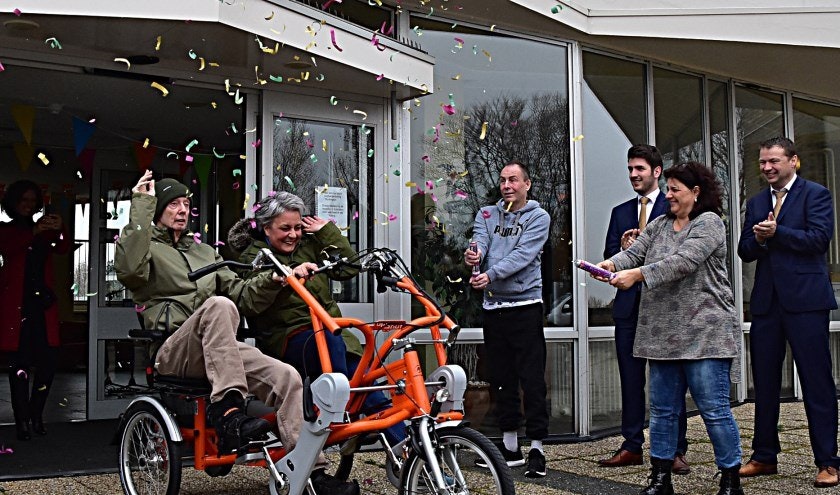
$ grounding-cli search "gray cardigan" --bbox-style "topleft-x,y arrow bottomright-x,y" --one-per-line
610,211 -> 741,381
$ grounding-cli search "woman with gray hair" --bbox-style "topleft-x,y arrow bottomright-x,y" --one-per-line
229,191 -> 406,444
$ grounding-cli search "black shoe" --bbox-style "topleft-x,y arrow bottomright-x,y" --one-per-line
311,468 -> 360,495
525,448 -> 547,478
218,410 -> 271,452
30,417 -> 47,436
15,421 -> 31,441
476,443 -> 525,468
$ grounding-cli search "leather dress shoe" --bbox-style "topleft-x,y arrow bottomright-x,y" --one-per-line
739,459 -> 778,477
815,466 -> 839,488
598,449 -> 643,467
671,453 -> 690,475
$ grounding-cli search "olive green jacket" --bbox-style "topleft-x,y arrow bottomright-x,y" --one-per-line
115,193 -> 281,333
237,222 -> 362,358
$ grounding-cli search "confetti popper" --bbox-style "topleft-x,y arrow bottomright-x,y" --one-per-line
574,259 -> 616,280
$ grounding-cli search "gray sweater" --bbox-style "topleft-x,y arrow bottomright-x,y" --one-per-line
472,199 -> 549,304
610,211 -> 741,381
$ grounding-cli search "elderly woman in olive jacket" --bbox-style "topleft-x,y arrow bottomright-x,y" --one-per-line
230,192 -> 405,444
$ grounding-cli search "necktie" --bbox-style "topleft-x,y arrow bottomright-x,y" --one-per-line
638,197 -> 650,230
772,189 -> 787,218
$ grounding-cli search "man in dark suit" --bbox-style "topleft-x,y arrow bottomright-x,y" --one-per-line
738,136 -> 840,488
598,144 -> 690,474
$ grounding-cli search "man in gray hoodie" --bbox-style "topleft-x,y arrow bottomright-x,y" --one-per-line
465,161 -> 550,478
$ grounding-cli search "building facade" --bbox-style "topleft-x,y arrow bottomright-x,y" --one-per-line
1,1 -> 840,439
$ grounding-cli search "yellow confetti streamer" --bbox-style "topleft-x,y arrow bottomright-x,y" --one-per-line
490,24 -> 496,31
155,35 -> 162,51
198,57 -> 206,70
265,11 -> 275,20
452,74 -> 461,80
322,139 -> 328,152
479,121 -> 488,140
572,134 -> 585,142
204,223 -> 209,233
482,49 -> 492,62
37,153 -> 49,165
405,181 -> 417,187
446,276 -> 463,283
114,57 -> 131,69
150,81 -> 169,97
142,138 -> 150,148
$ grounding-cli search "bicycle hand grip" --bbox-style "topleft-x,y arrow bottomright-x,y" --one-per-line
188,264 -> 218,282
574,259 -> 616,280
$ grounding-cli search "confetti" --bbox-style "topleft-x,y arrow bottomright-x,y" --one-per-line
166,152 -> 178,159
455,190 -> 468,199
322,139 -> 328,152
16,369 -> 27,379
214,241 -> 226,247
551,4 -> 563,14
353,109 -> 368,120
13,8 -> 21,15
252,139 -> 262,148
150,81 -> 169,97
479,121 -> 488,140
353,211 -> 359,220
572,134 -> 585,142
142,138 -> 150,148
446,276 -> 463,283
114,57 -> 131,69
0,445 -> 13,455
442,104 -> 456,115
188,49 -> 197,60
451,74 -> 461,80
44,37 -> 62,49
185,138 -> 198,152
405,181 -> 417,187
481,209 -> 491,219
330,29 -> 343,51
134,304 -> 146,313
37,152 -> 49,165
155,35 -> 162,50
329,96 -> 338,105
265,11 -> 275,20
284,176 -> 296,190
213,147 -> 225,158
506,202 -> 513,211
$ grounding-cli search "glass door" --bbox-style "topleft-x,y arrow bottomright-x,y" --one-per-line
262,92 -> 384,322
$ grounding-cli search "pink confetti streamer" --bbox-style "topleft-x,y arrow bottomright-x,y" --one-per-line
250,220 -> 257,229
376,74 -> 385,81
13,8 -> 21,16
185,155 -> 194,163
251,138 -> 262,148
442,104 -> 456,115
455,190 -> 468,199
330,29 -> 344,52
322,0 -> 341,9
191,207 -> 200,217
0,445 -> 13,455
481,209 -> 491,219
0,61 -> 5,72
430,193 -> 438,202
134,304 -> 146,313
353,211 -> 359,220
388,214 -> 398,221
193,233 -> 202,244
426,180 -> 434,190
421,155 -> 430,162
213,241 -> 226,246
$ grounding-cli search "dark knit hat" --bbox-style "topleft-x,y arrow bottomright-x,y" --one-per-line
153,178 -> 191,221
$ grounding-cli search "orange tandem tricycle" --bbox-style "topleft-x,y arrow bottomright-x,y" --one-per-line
116,246 -> 515,495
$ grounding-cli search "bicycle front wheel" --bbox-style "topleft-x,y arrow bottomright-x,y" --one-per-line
119,401 -> 183,495
399,426 -> 515,495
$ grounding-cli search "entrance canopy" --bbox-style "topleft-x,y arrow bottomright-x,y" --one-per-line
2,0 -> 434,100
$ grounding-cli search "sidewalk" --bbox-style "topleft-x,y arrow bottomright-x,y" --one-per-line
0,401 -> 834,494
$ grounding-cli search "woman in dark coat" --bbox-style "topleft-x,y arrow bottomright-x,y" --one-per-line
0,180 -> 69,440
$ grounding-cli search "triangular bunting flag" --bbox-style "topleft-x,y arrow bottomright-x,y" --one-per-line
10,104 -> 36,145
72,117 -> 96,157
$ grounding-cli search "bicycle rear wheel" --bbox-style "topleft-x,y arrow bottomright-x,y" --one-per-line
119,402 -> 183,495
399,426 -> 515,495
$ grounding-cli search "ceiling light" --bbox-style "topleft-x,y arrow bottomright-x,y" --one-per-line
3,19 -> 40,31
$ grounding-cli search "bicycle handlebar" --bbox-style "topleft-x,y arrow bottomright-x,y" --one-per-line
187,260 -> 256,281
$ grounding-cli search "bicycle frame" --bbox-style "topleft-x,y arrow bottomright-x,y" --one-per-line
276,249 -> 465,448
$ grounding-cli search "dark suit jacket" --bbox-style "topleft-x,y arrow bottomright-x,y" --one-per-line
604,193 -> 669,319
738,176 -> 837,315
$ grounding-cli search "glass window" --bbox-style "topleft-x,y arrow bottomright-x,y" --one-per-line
735,86 -> 785,321
271,117 -> 374,303
653,67 -> 704,167
581,52 -> 647,327
708,80 -> 735,281
792,97 -> 840,320
408,19 -> 571,329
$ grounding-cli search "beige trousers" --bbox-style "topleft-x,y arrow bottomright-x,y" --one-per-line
155,296 -> 307,454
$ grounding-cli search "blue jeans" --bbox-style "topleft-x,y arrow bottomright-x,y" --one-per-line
284,329 -> 407,445
649,359 -> 741,468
